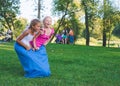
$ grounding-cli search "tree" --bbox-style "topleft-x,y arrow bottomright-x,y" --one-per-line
37,0 -> 41,19
81,0 -> 99,46
53,0 -> 72,32
32,0 -> 42,19
0,0 -> 20,40
14,18 -> 28,38
52,0 -> 82,42
101,0 -> 116,47
111,11 -> 120,38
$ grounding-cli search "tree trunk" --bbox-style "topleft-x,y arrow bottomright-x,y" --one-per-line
103,0 -> 107,47
50,14 -> 66,42
38,0 -> 41,19
50,2 -> 70,42
85,7 -> 90,46
102,29 -> 106,47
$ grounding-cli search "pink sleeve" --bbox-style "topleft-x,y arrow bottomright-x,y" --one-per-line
51,28 -> 54,35
49,28 -> 54,38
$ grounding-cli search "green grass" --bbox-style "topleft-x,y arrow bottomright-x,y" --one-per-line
0,42 -> 120,86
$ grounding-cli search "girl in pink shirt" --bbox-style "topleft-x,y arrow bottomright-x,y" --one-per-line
31,16 -> 54,50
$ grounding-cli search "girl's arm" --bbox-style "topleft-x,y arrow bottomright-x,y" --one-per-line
43,39 -> 50,46
33,31 -> 41,50
44,29 -> 54,46
43,35 -> 53,46
16,30 -> 31,50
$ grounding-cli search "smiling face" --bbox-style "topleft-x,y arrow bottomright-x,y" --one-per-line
30,19 -> 41,32
43,16 -> 52,28
33,22 -> 41,32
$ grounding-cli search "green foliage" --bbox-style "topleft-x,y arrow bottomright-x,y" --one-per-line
112,23 -> 120,38
13,18 -> 28,38
0,0 -> 20,13
110,11 -> 120,38
0,42 -> 120,86
0,0 -> 20,33
52,0 -> 84,41
81,0 -> 100,45
52,0 -> 120,46
53,0 -> 73,13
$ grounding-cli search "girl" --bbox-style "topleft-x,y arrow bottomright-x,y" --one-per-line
28,16 -> 54,78
14,19 -> 51,78
15,19 -> 40,50
31,16 -> 54,50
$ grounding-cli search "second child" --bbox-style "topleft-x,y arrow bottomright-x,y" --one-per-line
31,16 -> 54,50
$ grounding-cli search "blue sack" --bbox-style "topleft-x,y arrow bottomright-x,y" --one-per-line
14,42 -> 51,78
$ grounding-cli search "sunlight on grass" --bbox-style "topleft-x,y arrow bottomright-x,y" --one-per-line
0,42 -> 120,86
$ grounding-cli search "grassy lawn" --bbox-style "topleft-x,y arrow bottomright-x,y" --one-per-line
0,42 -> 120,86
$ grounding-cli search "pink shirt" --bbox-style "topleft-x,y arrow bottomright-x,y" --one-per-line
35,28 -> 54,47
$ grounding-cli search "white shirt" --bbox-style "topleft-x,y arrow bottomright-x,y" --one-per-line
21,34 -> 34,47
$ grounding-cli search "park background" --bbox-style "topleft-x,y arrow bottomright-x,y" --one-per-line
0,0 -> 120,47
0,0 -> 120,85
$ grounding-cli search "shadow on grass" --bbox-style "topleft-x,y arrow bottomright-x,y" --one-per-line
0,62 -> 24,77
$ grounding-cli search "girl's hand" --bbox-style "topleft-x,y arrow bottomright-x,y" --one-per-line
40,29 -> 44,34
34,47 -> 39,50
26,46 -> 31,50
43,43 -> 46,46
32,48 -> 35,51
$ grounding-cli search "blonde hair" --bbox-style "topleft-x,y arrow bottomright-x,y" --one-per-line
43,16 -> 52,23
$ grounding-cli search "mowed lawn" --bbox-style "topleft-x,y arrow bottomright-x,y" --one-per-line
0,42 -> 120,86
